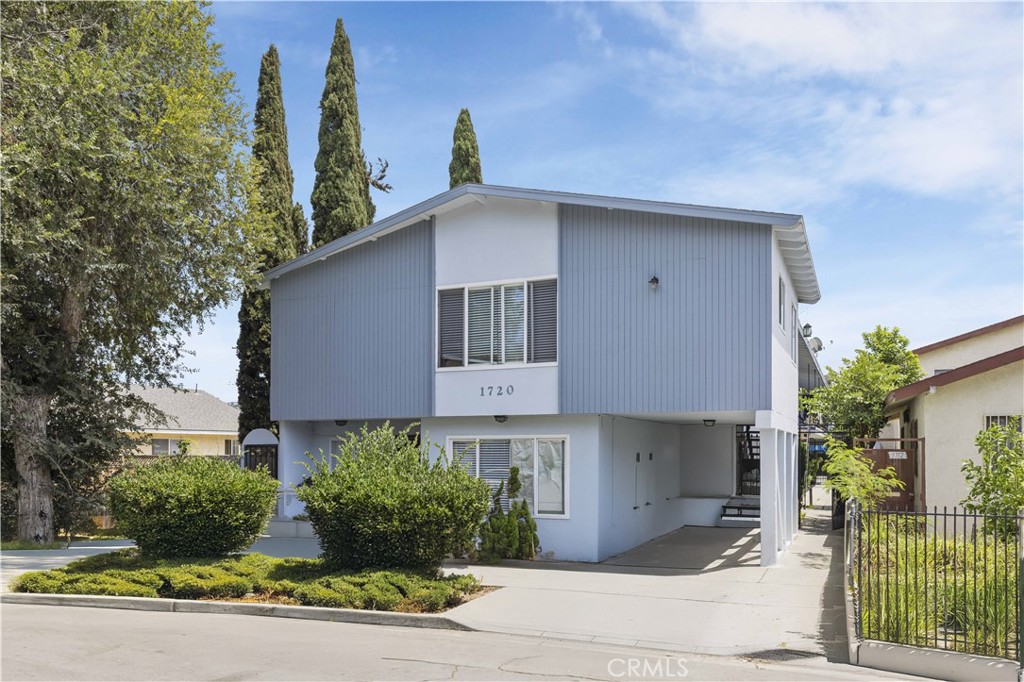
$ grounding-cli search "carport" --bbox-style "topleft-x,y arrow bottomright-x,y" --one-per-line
602,525 -> 761,571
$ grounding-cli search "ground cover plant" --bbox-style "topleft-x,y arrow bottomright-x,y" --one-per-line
11,550 -> 481,613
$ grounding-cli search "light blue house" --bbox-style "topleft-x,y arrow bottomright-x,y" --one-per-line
262,184 -> 823,566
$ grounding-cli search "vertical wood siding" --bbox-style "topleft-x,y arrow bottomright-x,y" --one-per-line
559,204 -> 771,414
270,220 -> 434,421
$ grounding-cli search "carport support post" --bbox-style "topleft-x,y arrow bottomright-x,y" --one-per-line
760,427 -> 780,567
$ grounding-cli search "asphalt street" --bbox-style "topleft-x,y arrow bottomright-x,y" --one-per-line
1,604 -> 918,681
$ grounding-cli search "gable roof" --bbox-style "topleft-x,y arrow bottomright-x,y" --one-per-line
261,183 -> 820,303
885,345 -> 1024,411
913,315 -> 1024,355
130,385 -> 239,434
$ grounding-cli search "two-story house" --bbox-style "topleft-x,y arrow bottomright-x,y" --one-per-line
263,184 -> 822,566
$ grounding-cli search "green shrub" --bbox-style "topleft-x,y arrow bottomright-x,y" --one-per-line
109,456 -> 278,558
478,467 -> 540,562
296,423 -> 491,570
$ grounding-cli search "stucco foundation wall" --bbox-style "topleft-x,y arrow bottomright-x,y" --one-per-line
678,424 -> 734,497
914,360 -> 1024,510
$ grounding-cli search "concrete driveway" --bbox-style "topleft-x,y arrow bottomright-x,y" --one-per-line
445,508 -> 849,659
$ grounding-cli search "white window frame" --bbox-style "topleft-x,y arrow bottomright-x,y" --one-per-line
984,415 -> 1023,431
436,275 -> 558,372
447,434 -> 570,519
151,438 -> 181,456
778,277 -> 786,330
791,305 -> 798,361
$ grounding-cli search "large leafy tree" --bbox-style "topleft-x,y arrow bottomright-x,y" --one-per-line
449,108 -> 483,188
310,18 -> 389,248
236,45 -> 303,440
1,2 -> 266,543
803,326 -> 924,439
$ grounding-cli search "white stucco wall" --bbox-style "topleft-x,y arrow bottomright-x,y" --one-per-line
434,197 -> 558,287
598,417 -> 694,560
678,424 -> 734,496
768,231 -> 800,431
910,360 -> 1024,511
916,320 -> 1024,376
435,366 -> 558,416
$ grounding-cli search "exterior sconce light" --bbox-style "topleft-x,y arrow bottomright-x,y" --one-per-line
802,323 -> 813,338
494,415 -> 508,423
703,419 -> 716,427
334,420 -> 348,427
649,276 -> 660,290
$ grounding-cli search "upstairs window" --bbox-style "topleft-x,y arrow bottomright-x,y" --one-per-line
439,278 -> 557,368
778,277 -> 786,330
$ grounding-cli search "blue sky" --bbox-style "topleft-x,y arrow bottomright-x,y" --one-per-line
186,2 -> 1023,403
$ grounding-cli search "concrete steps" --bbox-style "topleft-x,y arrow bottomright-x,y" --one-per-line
265,519 -> 316,539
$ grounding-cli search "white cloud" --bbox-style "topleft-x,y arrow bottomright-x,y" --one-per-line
618,3 -> 1023,208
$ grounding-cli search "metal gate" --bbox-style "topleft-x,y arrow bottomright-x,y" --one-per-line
243,444 -> 278,479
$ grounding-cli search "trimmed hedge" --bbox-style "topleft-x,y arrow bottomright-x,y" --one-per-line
109,456 -> 277,558
296,424 -> 491,571
10,550 -> 481,612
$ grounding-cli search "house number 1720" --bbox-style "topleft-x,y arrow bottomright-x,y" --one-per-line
480,385 -> 514,397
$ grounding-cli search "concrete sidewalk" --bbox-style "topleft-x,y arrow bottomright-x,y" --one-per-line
445,507 -> 849,659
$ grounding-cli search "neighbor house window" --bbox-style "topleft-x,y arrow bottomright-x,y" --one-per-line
224,439 -> 239,457
778,277 -> 786,329
450,437 -> 567,516
984,415 -> 1023,431
151,438 -> 180,456
438,278 -> 557,368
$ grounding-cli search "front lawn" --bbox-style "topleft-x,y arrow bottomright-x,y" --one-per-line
11,550 -> 481,613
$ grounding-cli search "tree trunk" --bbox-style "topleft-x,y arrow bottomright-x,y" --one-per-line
13,392 -> 55,543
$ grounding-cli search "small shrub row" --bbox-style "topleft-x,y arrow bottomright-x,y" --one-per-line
10,550 -> 481,613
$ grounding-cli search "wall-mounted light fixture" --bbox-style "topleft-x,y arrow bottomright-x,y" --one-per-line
648,275 -> 660,290
334,420 -> 348,427
494,415 -> 508,423
703,419 -> 716,427
802,323 -> 813,338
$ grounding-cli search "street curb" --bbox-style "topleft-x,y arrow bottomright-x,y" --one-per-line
0,592 -> 475,631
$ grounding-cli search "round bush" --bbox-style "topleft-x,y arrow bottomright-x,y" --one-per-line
296,424 -> 491,571
110,456 -> 278,558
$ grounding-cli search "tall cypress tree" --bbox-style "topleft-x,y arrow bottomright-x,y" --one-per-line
449,108 -> 483,188
311,18 -> 380,247
292,201 -> 308,255
237,45 -> 300,440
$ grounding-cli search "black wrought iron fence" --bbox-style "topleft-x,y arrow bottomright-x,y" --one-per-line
848,504 -> 1022,662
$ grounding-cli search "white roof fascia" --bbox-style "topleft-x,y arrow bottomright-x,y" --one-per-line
261,184 -> 818,301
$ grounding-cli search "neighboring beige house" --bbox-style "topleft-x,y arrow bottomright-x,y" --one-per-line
130,386 -> 240,459
883,316 -> 1023,511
